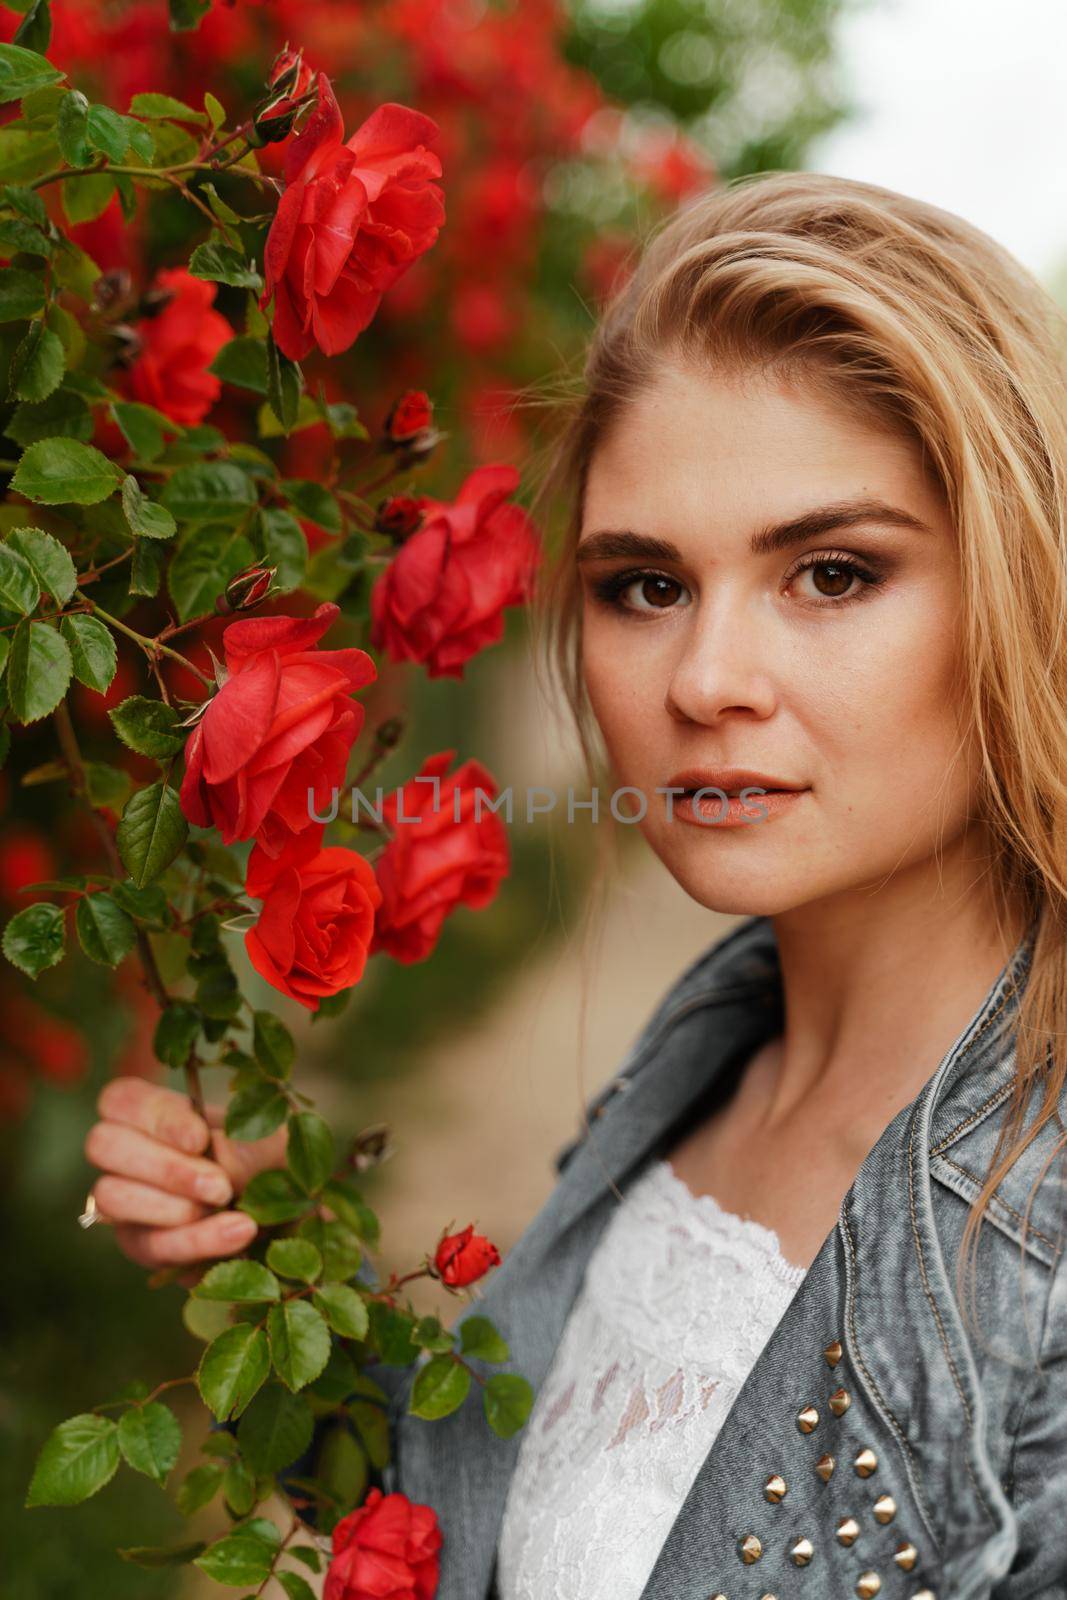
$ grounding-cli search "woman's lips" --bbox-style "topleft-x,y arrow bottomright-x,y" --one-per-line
669,787 -> 808,828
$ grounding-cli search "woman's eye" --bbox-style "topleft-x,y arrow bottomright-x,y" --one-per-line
593,570 -> 692,613
788,554 -> 884,606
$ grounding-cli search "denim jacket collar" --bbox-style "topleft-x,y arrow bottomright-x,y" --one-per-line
393,912 -> 1046,1600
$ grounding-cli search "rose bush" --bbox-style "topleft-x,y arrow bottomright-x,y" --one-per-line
0,20 -> 537,1595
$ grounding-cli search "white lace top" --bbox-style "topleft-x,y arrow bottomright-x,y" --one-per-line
495,1157 -> 808,1600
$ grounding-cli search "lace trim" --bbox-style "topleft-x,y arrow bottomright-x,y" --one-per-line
656,1159 -> 808,1284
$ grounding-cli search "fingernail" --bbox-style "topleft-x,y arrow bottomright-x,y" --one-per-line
196,1171 -> 232,1205
223,1213 -> 257,1244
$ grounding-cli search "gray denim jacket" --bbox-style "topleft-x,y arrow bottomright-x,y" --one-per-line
381,914 -> 1067,1600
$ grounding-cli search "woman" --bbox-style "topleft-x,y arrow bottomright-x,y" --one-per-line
83,172 -> 1067,1600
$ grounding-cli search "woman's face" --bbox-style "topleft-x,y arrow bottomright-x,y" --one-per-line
577,356 -> 983,918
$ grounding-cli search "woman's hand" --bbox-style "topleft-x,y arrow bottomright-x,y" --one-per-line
83,1076 -> 288,1284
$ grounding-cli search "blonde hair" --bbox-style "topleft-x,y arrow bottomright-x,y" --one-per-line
524,170 -> 1067,1348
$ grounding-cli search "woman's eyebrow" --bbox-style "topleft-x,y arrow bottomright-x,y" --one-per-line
576,497 -> 930,563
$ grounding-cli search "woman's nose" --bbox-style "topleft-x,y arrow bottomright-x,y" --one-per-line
662,592 -> 778,724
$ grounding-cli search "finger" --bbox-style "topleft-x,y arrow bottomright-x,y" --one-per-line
97,1076 -> 212,1156
92,1175 -> 208,1228
85,1121 -> 235,1207
113,1210 -> 260,1268
209,1122 -> 290,1191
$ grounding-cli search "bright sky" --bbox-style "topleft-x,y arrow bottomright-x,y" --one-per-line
809,0 -> 1067,286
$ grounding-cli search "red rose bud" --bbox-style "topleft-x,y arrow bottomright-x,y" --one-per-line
253,47 -> 316,143
375,494 -> 424,542
384,388 -> 433,442
433,1224 -> 501,1288
324,1488 -> 442,1600
217,564 -> 277,614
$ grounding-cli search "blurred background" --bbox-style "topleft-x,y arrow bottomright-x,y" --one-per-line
4,0 -> 1067,1593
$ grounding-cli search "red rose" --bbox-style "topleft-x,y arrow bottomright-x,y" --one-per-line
179,601 -> 376,859
324,1487 -> 442,1600
375,495 -> 424,542
369,749 -> 509,964
384,389 -> 432,442
261,72 -> 444,360
433,1224 -> 501,1288
127,267 -> 233,427
243,825 -> 382,1012
368,464 -> 539,680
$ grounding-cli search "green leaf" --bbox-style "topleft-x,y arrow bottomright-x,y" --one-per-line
256,507 -> 306,592
168,0 -> 211,33
297,1216 -> 361,1284
239,1168 -> 308,1226
321,1179 -> 379,1248
209,335 -> 268,394
118,1539 -> 208,1568
13,0 -> 52,57
188,240 -> 262,290
458,1314 -> 509,1363
312,1283 -> 368,1341
75,890 -> 135,966
25,1413 -> 119,1506
0,42 -> 62,105
8,617 -> 71,721
267,1300 -> 331,1392
56,86 -> 90,165
128,91 -> 205,123
116,780 -> 188,887
116,1402 -> 181,1486
0,127 -> 61,184
483,1372 -> 534,1439
9,321 -> 63,403
365,1301 -> 419,1367
414,1315 -> 454,1354
409,1355 -> 471,1421
193,1531 -> 275,1589
124,116 -> 154,162
203,90 -> 225,130
286,1111 -> 334,1196
153,999 -> 200,1069
0,265 -> 43,320
0,540 -> 40,613
235,1382 -> 313,1476
121,474 -> 176,540
5,386 -> 92,446
266,332 -> 300,434
161,461 -> 256,521
109,694 -> 185,759
193,1259 -> 281,1304
182,1292 -> 231,1345
289,1546 -> 322,1575
60,613 -> 116,692
252,1010 -> 294,1077
281,479 -> 342,533
84,759 -> 132,811
83,103 -> 128,161
111,879 -> 169,922
221,1456 -> 256,1516
12,437 -> 120,505
266,1238 -> 322,1284
130,536 -> 164,597
51,236 -> 99,298
175,1460 -> 224,1513
0,213 -> 52,257
278,1572 -> 317,1600
111,399 -> 179,462
197,1323 -> 271,1421
2,900 -> 64,976
169,520 -> 254,621
61,170 -> 115,225
7,526 -> 76,603
226,1078 -> 289,1141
